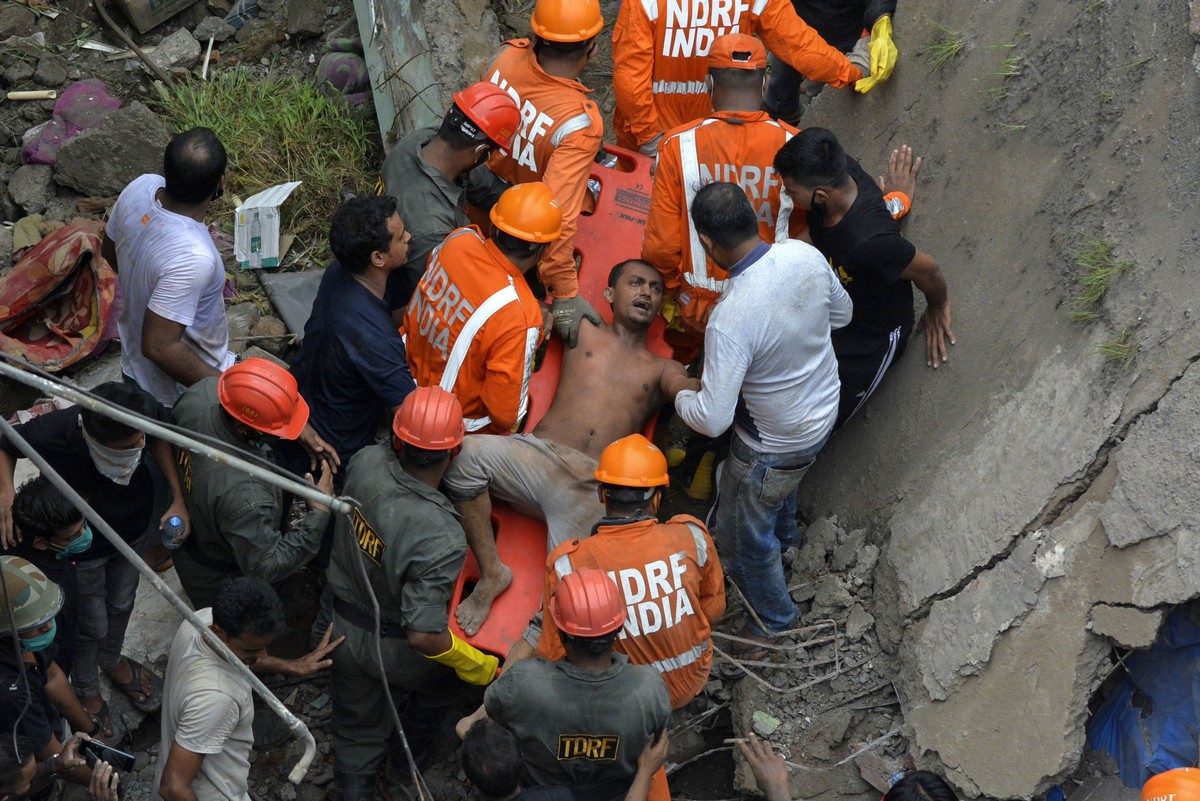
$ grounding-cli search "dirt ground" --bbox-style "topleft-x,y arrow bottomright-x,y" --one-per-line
3,0 -> 1199,797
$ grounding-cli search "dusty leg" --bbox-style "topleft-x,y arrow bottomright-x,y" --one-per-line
454,493 -> 512,636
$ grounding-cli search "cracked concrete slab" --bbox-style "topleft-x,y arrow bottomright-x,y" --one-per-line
1089,604 -> 1166,649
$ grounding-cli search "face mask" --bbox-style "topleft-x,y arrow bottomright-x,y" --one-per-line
20,621 -> 56,653
80,417 -> 143,485
50,524 -> 93,560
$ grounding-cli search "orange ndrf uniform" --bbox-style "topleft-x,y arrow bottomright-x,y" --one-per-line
612,0 -> 861,149
403,226 -> 544,434
643,109 -> 801,355
481,39 -> 604,300
536,514 -> 726,709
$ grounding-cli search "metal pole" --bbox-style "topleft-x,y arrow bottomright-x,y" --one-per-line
0,417 -> 318,784
0,358 -> 353,517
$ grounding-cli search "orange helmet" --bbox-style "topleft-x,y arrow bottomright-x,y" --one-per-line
550,568 -> 625,637
490,182 -> 562,243
594,434 -> 669,488
451,82 -> 520,150
530,0 -> 603,43
218,358 -> 310,440
392,386 -> 465,450
1143,769 -> 1200,801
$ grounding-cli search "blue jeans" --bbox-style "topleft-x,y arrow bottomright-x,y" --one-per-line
715,433 -> 828,637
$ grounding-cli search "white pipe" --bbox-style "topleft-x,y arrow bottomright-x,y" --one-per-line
0,358 -> 353,517
0,416 -> 318,783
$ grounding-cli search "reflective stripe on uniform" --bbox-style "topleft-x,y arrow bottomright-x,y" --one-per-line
678,126 -> 721,289
652,79 -> 707,95
775,130 -> 795,242
684,523 -> 708,567
554,553 -> 575,579
550,112 -> 594,147
640,0 -> 658,21
438,275 -> 522,433
752,0 -> 769,14
647,642 -> 708,674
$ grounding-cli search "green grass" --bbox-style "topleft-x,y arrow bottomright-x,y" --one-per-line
996,122 -> 1027,132
917,22 -> 966,71
153,70 -> 381,263
993,56 -> 1023,79
1067,239 -> 1133,314
1097,324 -> 1137,369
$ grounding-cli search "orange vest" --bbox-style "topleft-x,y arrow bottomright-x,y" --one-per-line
482,40 -> 605,300
612,0 -> 860,147
643,110 -> 801,336
537,515 -> 726,710
403,227 -> 544,434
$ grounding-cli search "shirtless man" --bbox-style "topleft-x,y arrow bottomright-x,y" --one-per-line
445,259 -> 698,635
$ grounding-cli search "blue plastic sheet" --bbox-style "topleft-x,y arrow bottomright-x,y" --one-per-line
1086,606 -> 1200,787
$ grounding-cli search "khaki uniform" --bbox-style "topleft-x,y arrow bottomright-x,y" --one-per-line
172,378 -> 329,610
325,444 -> 467,774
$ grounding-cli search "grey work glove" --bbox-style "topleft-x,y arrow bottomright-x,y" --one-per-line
639,132 -> 664,157
550,296 -> 603,348
847,34 -> 872,78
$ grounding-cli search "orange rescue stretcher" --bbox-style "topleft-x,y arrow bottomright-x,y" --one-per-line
447,146 -> 673,658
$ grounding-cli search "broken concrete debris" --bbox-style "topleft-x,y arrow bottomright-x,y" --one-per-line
53,102 -> 170,197
1089,605 -> 1167,649
148,27 -> 203,72
7,163 -> 54,216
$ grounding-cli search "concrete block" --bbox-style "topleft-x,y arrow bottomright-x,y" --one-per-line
54,103 -> 170,197
8,163 -> 54,215
1089,604 -> 1166,648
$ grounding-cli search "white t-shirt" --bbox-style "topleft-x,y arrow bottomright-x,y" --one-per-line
108,174 -> 233,408
675,240 -> 853,453
156,609 -> 254,801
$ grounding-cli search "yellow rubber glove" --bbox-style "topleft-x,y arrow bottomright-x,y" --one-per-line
855,15 -> 898,93
425,633 -> 499,686
660,295 -> 687,333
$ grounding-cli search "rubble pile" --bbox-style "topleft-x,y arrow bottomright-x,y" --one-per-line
724,517 -> 905,800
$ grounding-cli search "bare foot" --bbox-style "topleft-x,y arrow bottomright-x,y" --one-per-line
876,144 -> 921,200
455,564 -> 514,636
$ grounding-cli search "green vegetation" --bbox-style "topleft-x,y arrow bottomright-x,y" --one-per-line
917,22 -> 966,72
153,70 -> 380,263
996,122 -> 1027,132
1098,324 -> 1137,369
993,55 -> 1023,79
1067,239 -> 1133,316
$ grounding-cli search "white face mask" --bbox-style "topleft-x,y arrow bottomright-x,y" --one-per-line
80,416 -> 144,486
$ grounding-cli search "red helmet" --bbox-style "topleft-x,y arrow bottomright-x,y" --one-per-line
392,387 -> 465,450
549,568 -> 625,637
451,82 -> 520,150
594,434 -> 669,488
218,358 -> 310,440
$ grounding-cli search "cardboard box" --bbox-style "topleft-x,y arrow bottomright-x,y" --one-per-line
111,0 -> 204,34
234,181 -> 301,270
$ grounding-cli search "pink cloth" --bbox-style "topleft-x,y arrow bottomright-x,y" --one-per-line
21,79 -> 122,166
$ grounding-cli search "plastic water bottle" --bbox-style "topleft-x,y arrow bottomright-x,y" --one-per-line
162,516 -> 186,550
249,210 -> 263,268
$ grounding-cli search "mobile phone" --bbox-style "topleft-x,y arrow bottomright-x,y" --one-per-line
81,740 -> 136,773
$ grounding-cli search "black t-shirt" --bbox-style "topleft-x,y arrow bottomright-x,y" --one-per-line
791,0 -> 896,51
0,410 -> 155,561
0,651 -> 63,754
290,261 -> 415,459
808,156 -> 917,345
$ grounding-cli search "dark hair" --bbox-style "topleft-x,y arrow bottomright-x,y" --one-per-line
81,382 -> 152,444
607,258 -> 654,288
601,483 -> 655,505
690,182 -> 759,251
462,719 -> 523,798
773,127 -> 848,187
398,442 -> 452,469
11,476 -> 82,542
330,195 -> 399,274
533,36 -> 594,59
163,127 -> 227,205
884,771 -> 960,801
439,104 -> 493,151
709,66 -> 766,92
493,230 -> 545,259
560,629 -> 618,658
212,577 -> 286,639
0,735 -> 37,793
